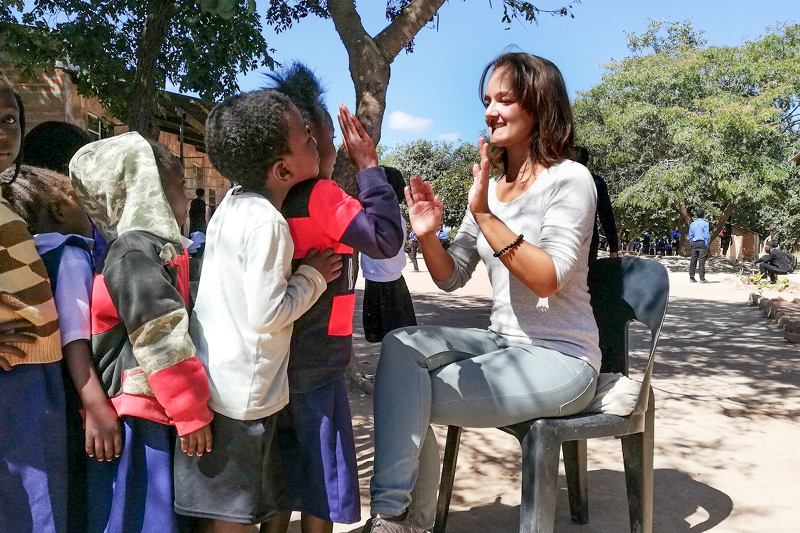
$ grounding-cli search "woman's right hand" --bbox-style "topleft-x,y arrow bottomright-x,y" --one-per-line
0,319 -> 35,371
405,175 -> 443,237
302,248 -> 343,283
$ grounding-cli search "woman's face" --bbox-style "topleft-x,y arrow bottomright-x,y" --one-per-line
0,85 -> 21,174
483,66 -> 536,149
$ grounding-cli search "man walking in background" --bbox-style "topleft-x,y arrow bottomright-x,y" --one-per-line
689,209 -> 710,283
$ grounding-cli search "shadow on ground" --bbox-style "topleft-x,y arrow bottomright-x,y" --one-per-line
341,467 -> 732,533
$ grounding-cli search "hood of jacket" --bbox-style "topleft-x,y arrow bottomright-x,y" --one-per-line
69,132 -> 181,245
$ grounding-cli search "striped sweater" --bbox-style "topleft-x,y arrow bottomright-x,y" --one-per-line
0,194 -> 62,365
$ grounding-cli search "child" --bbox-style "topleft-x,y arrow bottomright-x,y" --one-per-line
262,64 -> 403,533
0,74 -> 67,533
4,165 -> 120,533
360,167 -> 417,344
69,132 -> 213,533
173,88 -> 342,533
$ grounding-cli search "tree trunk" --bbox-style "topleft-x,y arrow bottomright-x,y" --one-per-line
327,0 -> 446,392
129,0 -> 175,139
709,194 -> 745,247
329,0 -> 446,196
677,201 -> 694,256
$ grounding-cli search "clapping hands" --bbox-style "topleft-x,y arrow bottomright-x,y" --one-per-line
404,175 -> 443,237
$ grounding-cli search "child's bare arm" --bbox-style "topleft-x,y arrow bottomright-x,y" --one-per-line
62,339 -> 122,462
0,318 -> 34,371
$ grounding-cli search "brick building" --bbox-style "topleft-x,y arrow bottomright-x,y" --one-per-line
1,60 -> 229,232
709,225 -> 763,262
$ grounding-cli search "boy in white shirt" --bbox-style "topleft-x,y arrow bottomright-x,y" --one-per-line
174,89 -> 342,532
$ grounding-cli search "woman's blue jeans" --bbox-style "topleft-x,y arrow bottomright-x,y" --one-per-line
370,326 -> 598,528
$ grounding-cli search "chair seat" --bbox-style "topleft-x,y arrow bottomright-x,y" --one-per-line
501,409 -> 648,443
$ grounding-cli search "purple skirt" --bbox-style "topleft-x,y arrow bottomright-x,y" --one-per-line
86,417 -> 184,533
277,377 -> 360,524
0,362 -> 67,533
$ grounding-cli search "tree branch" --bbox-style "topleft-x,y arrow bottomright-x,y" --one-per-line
374,0 -> 447,61
328,0 -> 371,54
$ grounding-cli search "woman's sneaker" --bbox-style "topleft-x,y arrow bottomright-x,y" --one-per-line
361,511 -> 425,533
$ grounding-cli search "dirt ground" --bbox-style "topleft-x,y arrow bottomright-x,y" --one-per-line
284,254 -> 800,533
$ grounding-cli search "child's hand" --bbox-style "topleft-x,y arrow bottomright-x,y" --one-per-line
337,104 -> 379,171
180,424 -> 212,457
302,248 -> 343,283
84,401 -> 123,462
0,319 -> 35,371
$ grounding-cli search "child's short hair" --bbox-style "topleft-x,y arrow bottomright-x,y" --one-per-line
1,165 -> 76,229
22,121 -> 92,175
204,89 -> 296,192
265,63 -> 332,130
0,72 -> 26,184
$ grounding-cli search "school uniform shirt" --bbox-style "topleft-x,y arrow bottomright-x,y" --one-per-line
192,188 -> 328,420
282,168 -> 403,392
361,218 -> 407,283
34,233 -> 94,346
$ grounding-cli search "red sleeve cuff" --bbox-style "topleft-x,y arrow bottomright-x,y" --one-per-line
147,357 -> 213,437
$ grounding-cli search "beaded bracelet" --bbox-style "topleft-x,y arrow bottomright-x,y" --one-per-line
493,234 -> 524,258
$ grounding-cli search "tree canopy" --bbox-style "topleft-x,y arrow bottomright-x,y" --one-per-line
574,21 -> 800,249
382,138 -> 479,227
1,0 -> 271,137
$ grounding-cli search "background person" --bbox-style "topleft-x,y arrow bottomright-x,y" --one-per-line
688,208 -> 710,283
363,53 -> 600,533
573,146 -> 619,261
751,240 -> 791,282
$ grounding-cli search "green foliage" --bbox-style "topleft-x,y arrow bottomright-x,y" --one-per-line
1,1 -> 272,126
383,139 -> 479,227
574,21 -> 800,246
740,270 -> 790,293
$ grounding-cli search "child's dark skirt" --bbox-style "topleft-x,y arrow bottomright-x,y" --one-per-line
173,411 -> 286,525
0,362 -> 67,533
86,417 -> 185,533
362,277 -> 416,343
277,377 -> 360,524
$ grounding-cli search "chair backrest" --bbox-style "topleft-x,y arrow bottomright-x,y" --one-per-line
588,257 -> 669,415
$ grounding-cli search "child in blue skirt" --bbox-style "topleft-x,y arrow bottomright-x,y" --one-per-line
0,73 -> 68,533
70,132 -> 214,533
262,64 -> 403,533
4,164 -> 118,533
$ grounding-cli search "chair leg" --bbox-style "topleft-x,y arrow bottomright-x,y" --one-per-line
519,426 -> 561,533
621,389 -> 655,533
433,426 -> 462,533
562,440 -> 589,524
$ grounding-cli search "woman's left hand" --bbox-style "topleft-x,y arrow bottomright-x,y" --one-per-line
468,138 -> 492,217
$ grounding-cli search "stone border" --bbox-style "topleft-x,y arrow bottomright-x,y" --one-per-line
750,292 -> 800,343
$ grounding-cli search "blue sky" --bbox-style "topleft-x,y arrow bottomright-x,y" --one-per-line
231,1 -> 797,149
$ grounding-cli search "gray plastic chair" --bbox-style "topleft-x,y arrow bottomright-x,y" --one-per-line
433,257 -> 669,533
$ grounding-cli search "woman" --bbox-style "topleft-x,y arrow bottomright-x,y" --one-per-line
362,53 -> 601,533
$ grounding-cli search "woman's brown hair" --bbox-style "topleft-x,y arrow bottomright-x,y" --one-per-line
479,53 -> 574,175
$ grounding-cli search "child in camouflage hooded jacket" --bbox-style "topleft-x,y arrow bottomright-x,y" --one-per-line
70,132 -> 212,533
